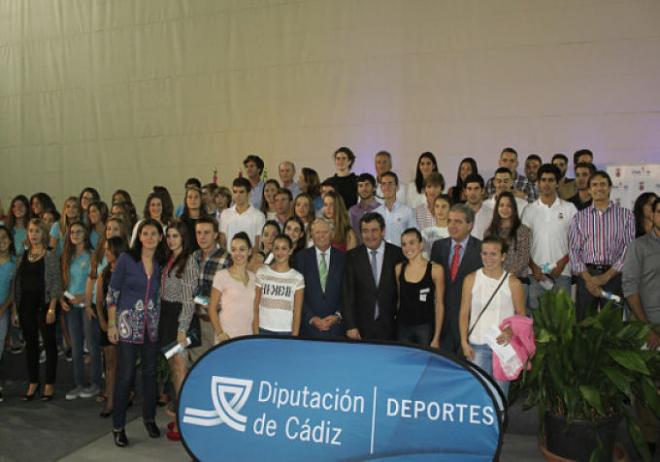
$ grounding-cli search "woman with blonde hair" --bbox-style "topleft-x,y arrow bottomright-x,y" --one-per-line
50,197 -> 81,256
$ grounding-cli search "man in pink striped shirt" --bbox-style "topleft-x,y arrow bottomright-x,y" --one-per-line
568,171 -> 635,320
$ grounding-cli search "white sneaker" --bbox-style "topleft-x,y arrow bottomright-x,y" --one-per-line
80,384 -> 100,399
66,386 -> 83,400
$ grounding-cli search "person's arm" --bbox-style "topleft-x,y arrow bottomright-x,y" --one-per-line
252,285 -> 261,334
45,252 -> 61,324
95,275 -> 108,332
291,288 -> 304,336
84,267 -> 96,320
208,287 -> 225,342
178,258 -> 199,344
459,273 -> 475,359
430,264 -> 445,349
106,255 -> 127,343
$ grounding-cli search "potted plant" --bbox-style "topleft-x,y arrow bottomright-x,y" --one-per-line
521,289 -> 659,461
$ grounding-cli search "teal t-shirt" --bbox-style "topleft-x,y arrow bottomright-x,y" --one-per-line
0,257 -> 16,305
67,251 -> 91,295
90,229 -> 100,250
12,227 -> 26,256
49,222 -> 65,256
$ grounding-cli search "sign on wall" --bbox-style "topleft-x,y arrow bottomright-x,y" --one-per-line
179,337 -> 504,461
607,164 -> 660,210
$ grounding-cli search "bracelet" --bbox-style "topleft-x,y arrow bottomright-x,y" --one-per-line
108,322 -> 116,328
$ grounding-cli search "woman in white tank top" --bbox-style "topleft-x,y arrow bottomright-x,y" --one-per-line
458,236 -> 526,397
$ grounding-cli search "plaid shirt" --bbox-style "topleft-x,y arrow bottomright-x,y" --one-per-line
485,171 -> 536,202
193,245 -> 230,298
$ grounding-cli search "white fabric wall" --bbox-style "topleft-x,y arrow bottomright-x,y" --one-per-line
1,0 -> 659,208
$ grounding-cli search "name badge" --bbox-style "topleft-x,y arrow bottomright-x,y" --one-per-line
419,287 -> 431,302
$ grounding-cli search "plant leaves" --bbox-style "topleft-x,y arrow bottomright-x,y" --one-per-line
602,367 -> 631,397
579,385 -> 605,416
607,349 -> 650,375
641,376 -> 660,417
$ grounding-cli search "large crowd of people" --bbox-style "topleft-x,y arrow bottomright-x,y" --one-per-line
0,146 -> 658,450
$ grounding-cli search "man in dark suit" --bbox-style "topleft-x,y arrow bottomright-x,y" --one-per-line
295,218 -> 346,338
343,212 -> 404,341
430,203 -> 483,353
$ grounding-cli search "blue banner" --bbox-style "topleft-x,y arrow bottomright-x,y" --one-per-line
179,337 -> 504,461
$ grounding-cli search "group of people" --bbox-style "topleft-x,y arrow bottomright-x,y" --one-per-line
0,146 -> 658,450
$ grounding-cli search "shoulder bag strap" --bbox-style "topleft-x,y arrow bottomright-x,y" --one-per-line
468,272 -> 509,337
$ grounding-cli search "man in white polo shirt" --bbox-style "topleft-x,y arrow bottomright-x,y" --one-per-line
522,164 -> 577,309
373,171 -> 416,246
219,177 -> 266,249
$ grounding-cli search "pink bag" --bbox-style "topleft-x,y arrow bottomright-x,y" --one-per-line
492,315 -> 536,381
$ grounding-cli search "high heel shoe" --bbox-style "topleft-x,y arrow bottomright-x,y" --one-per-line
99,406 -> 113,418
113,428 -> 128,447
21,383 -> 40,401
41,384 -> 55,401
144,421 -> 161,438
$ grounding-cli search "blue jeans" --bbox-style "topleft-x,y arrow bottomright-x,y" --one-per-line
528,275 -> 572,311
113,337 -> 159,428
469,343 -> 509,397
66,307 -> 102,388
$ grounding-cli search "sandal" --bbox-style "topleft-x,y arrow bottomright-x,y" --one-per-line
96,393 -> 107,403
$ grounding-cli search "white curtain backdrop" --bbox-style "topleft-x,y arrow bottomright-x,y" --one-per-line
1,0 -> 659,208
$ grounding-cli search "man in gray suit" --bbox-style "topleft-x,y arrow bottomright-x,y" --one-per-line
430,204 -> 483,354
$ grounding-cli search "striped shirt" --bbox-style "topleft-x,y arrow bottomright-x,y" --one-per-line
568,201 -> 635,273
161,256 -> 199,333
415,203 -> 435,231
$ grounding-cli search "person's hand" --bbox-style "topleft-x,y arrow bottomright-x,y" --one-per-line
586,280 -> 602,298
46,309 -> 56,325
461,343 -> 475,360
60,298 -> 71,312
496,327 -> 513,345
72,294 -> 85,305
85,305 -> 97,320
177,331 -> 188,347
108,326 -> 119,344
11,312 -> 19,327
346,328 -> 361,340
310,317 -> 325,331
214,331 -> 230,345
549,265 -> 563,280
531,267 -> 545,282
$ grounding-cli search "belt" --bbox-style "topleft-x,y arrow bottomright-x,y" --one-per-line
586,264 -> 611,272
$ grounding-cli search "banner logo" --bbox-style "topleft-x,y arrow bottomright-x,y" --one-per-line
182,376 -> 253,432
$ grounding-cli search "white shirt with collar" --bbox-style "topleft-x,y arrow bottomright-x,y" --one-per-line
315,246 -> 332,269
373,201 -> 417,246
522,196 -> 577,276
471,202 -> 494,241
219,204 -> 266,247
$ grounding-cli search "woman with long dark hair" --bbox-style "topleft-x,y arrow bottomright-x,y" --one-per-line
484,192 -> 530,280
159,220 -> 199,441
181,187 -> 206,250
107,219 -> 167,447
633,192 -> 658,238
283,216 -> 306,258
448,157 -> 479,204
298,167 -> 323,211
406,152 -> 439,209
95,236 -> 129,417
79,187 -> 101,225
130,192 -> 172,246
50,197 -> 81,256
13,218 -> 61,401
260,179 -> 280,220
6,195 -> 31,256
88,201 -> 109,250
29,192 -> 56,219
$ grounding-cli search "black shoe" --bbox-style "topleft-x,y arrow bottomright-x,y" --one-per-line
41,393 -> 54,402
144,421 -> 161,438
21,383 -> 40,401
113,428 -> 128,447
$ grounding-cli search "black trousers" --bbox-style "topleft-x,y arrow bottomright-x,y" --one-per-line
19,292 -> 57,384
575,266 -> 623,321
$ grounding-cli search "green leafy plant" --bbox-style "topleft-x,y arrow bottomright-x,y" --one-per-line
521,289 -> 660,460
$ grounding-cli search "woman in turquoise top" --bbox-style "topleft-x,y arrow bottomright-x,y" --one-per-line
7,195 -> 30,257
88,201 -> 108,250
0,225 -> 17,397
49,196 -> 80,257
60,221 -> 100,401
